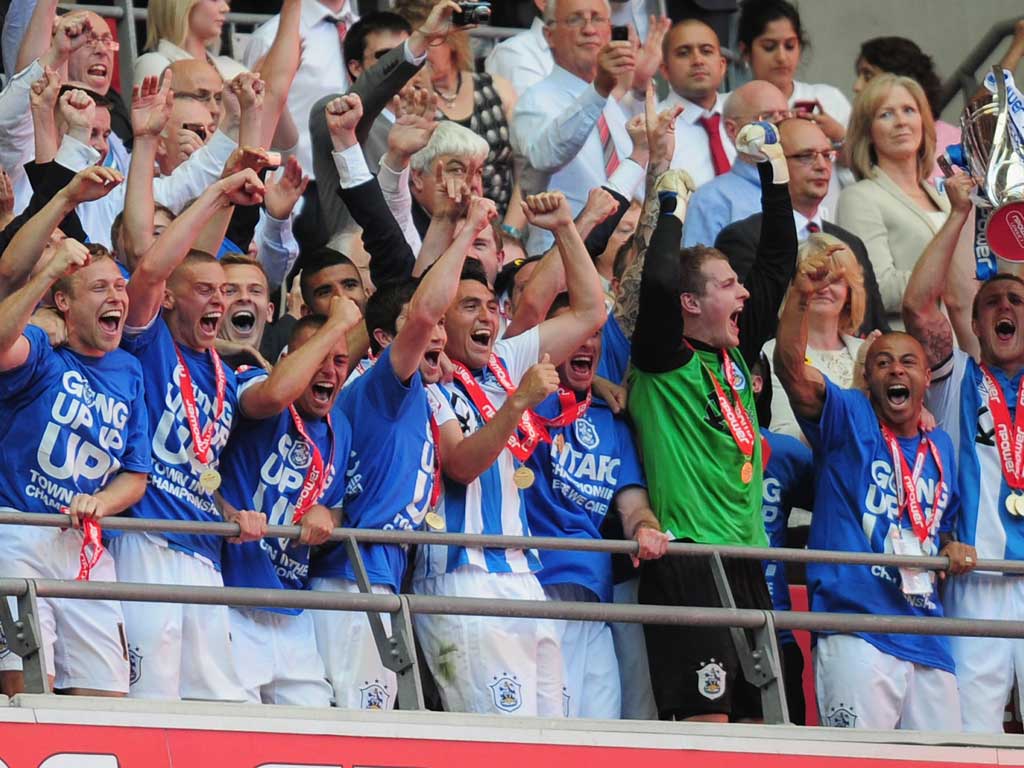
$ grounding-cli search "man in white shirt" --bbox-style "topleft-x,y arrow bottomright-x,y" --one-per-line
511,0 -> 653,254
657,18 -> 733,188
243,0 -> 357,178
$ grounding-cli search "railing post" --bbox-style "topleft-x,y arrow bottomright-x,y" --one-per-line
0,581 -> 50,694
115,0 -> 138,106
343,535 -> 424,710
709,552 -> 788,724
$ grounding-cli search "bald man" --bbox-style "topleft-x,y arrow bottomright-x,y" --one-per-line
658,19 -> 732,187
168,59 -> 225,129
682,80 -> 791,247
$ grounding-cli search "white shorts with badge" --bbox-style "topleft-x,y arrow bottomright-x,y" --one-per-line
544,582 -> 620,719
0,520 -> 128,692
944,571 -> 1024,732
814,634 -> 960,731
413,567 -> 564,718
109,533 -> 245,702
310,577 -> 397,710
230,606 -> 332,707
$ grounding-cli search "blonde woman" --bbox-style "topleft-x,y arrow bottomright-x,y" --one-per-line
762,235 -> 866,441
393,0 -> 523,229
837,74 -> 948,329
135,0 -> 299,150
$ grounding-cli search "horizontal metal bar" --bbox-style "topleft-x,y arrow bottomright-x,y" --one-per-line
938,17 -> 1019,112
2,577 -> 1022,640
2,511 -> 1021,575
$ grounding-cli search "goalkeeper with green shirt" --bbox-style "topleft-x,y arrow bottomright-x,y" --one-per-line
627,103 -> 797,722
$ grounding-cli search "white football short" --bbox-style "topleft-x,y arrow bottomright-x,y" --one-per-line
0,519 -> 128,692
814,634 -> 960,731
544,582 -> 620,718
610,576 -> 658,719
109,533 -> 245,701
944,571 -> 1024,732
230,606 -> 332,707
310,577 -> 397,710
413,567 -> 564,717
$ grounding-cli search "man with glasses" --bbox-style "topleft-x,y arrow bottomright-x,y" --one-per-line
681,79 -> 792,248
512,0 -> 665,254
715,118 -> 890,335
169,60 -> 225,128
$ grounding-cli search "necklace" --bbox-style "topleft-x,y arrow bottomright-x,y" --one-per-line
434,69 -> 463,108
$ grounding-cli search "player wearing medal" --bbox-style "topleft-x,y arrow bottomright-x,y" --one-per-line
903,170 -> 1024,732
112,166 -> 271,701
521,293 -> 669,719
414,190 -> 607,718
308,196 -> 496,711
776,248 -> 976,730
628,92 -> 796,721
218,297 -> 361,706
0,240 -> 150,696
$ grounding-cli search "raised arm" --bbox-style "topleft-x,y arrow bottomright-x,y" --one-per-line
0,237 -> 89,370
529,193 -> 607,365
240,295 -> 361,420
391,196 -> 497,382
773,251 -> 843,423
0,165 -> 121,296
253,0 -> 300,150
28,65 -> 61,163
736,127 -> 798,366
126,169 -> 265,327
902,171 -> 974,368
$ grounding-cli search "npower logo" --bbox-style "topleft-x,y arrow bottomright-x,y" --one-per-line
1008,210 -> 1024,249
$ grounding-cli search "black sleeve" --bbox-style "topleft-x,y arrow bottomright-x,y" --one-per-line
631,207 -> 692,373
337,176 -> 415,285
714,215 -> 759,283
737,162 -> 798,367
348,45 -> 423,145
0,162 -> 88,252
583,187 -> 630,258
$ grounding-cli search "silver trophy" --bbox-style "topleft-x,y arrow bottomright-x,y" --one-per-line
960,67 -> 1024,268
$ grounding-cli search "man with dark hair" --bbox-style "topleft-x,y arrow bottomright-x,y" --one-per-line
300,248 -> 368,316
343,12 -> 413,83
310,194 -> 497,710
903,171 -> 1024,733
0,240 -> 149,697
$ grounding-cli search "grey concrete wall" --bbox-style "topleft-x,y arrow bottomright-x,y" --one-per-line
790,0 -> 1022,123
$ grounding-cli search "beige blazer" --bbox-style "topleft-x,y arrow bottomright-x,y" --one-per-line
837,167 -> 949,326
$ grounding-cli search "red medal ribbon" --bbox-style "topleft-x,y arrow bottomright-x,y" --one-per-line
62,506 -> 104,582
536,388 -> 592,428
450,356 -> 549,462
691,346 -> 757,462
429,415 -> 442,508
287,407 -> 335,524
174,345 -> 226,466
880,425 -> 945,543
980,364 -> 1024,492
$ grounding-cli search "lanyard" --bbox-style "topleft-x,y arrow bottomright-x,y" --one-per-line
536,388 -> 592,428
981,364 -> 1024,492
450,356 -> 549,461
880,425 -> 945,543
174,344 -> 226,466
691,346 -> 757,461
63,507 -> 104,582
287,407 -> 336,524
429,415 -> 442,508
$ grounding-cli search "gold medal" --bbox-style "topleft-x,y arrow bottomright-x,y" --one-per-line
425,511 -> 445,531
513,466 -> 535,489
199,468 -> 222,493
740,460 -> 753,484
1014,494 -> 1024,518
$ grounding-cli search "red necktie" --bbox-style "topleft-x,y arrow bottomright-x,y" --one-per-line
598,113 -> 620,178
699,113 -> 731,176
336,19 -> 348,46
806,221 -> 821,233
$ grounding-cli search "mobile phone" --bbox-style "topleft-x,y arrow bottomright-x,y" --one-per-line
182,122 -> 208,141
611,25 -> 629,42
793,100 -> 819,114
452,1 -> 491,26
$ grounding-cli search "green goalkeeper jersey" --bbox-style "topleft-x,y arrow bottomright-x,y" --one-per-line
629,345 -> 767,547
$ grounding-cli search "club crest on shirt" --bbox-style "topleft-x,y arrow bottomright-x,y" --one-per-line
359,679 -> 390,710
489,672 -> 523,712
128,645 -> 143,686
288,438 -> 313,470
825,701 -> 858,728
574,415 -> 600,450
696,660 -> 726,700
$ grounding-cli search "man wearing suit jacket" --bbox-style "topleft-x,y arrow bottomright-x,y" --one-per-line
308,3 -> 459,249
715,118 -> 890,336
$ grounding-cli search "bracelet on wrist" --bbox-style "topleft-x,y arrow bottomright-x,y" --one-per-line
500,223 -> 525,242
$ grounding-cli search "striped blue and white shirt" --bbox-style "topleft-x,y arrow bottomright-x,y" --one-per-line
416,328 -> 543,577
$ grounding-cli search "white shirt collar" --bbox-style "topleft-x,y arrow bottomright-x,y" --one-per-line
663,90 -> 724,126
303,0 -> 354,28
529,16 -> 550,50
793,206 -> 826,238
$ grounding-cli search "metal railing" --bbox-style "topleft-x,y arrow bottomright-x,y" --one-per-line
1,511 -> 1021,726
938,17 -> 1021,115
